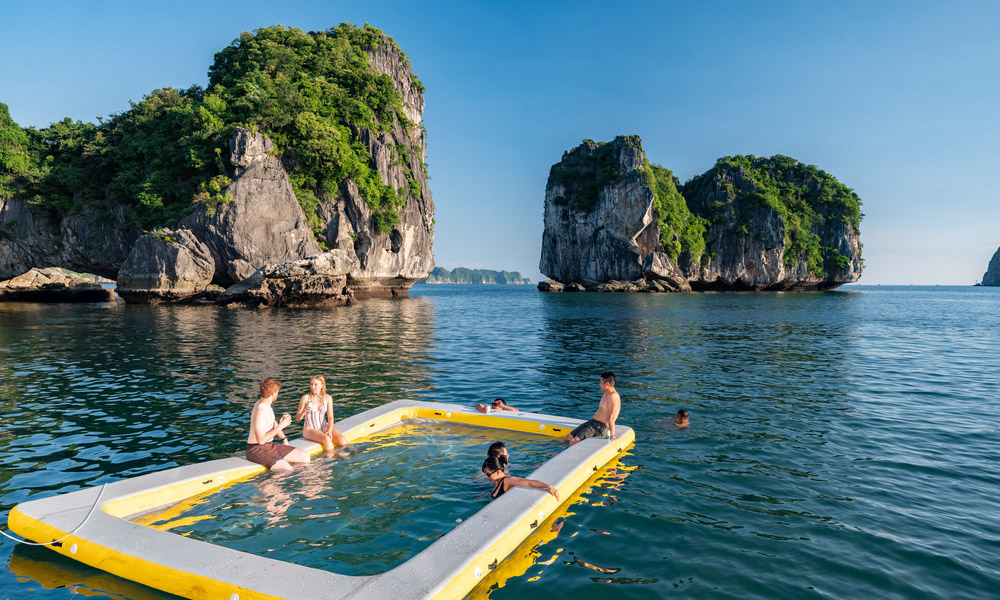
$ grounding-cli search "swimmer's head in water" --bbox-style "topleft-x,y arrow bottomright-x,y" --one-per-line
482,455 -> 508,479
675,409 -> 689,426
487,441 -> 508,460
492,398 -> 506,408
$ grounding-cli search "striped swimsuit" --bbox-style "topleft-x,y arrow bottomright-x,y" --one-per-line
304,396 -> 328,431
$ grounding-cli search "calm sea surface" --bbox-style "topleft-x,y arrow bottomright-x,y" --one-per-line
1,285 -> 998,599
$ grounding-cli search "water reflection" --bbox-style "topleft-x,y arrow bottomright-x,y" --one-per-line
9,544 -> 176,600
5,287 -> 1000,600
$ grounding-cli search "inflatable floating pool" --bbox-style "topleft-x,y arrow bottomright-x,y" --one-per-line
8,400 -> 634,599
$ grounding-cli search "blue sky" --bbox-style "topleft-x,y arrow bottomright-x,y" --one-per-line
2,0 -> 998,284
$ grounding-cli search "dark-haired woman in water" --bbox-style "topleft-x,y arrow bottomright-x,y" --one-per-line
487,441 -> 508,461
482,455 -> 559,500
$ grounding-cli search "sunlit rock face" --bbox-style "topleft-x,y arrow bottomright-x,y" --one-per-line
0,267 -> 114,302
116,229 -> 216,304
539,137 -> 863,292
539,136 -> 656,286
316,35 -> 435,299
215,250 -> 358,308
178,128 -> 321,288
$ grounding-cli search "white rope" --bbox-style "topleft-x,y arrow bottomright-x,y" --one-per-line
1,483 -> 107,546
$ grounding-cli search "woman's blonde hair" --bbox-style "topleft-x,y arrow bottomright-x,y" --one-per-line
310,375 -> 327,398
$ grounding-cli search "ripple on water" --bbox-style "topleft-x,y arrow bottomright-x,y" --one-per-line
1,287 -> 999,599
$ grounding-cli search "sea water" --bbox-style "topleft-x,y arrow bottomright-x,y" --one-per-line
1,285 -> 998,599
133,421 -> 563,576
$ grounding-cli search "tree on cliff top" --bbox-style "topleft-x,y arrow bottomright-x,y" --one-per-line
0,102 -> 31,199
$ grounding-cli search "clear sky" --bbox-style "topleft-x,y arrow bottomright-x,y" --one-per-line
2,0 -> 998,284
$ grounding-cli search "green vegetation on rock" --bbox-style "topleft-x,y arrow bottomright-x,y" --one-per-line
548,140 -> 626,213
684,154 -> 861,276
0,102 -> 31,199
549,137 -> 861,278
641,160 -> 709,263
2,23 -> 425,235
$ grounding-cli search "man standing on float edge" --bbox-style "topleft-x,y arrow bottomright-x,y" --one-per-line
563,372 -> 621,446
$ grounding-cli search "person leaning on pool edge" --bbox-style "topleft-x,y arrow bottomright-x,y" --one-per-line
563,372 -> 621,446
475,398 -> 519,413
482,455 -> 558,500
246,378 -> 310,472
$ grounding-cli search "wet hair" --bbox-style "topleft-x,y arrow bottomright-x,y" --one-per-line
676,409 -> 689,419
492,398 -> 506,406
482,454 -> 509,475
487,441 -> 507,457
310,375 -> 327,398
601,372 -> 616,385
260,378 -> 280,398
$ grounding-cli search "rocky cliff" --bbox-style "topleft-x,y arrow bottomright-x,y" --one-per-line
539,137 -> 863,291
540,138 -> 658,285
1,25 -> 434,305
0,197 -> 140,281
315,38 -> 435,298
982,247 -> 1000,286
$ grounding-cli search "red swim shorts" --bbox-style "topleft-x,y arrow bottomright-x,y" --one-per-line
246,442 -> 295,468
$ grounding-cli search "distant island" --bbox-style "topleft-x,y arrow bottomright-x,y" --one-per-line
416,267 -> 531,284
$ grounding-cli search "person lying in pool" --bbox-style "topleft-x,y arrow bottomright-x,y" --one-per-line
295,375 -> 349,458
475,398 -> 519,413
246,378 -> 311,472
482,455 -> 559,501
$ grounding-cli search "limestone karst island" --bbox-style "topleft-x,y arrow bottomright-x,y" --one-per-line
0,24 -> 433,307
538,136 -> 863,292
1,24 -> 865,305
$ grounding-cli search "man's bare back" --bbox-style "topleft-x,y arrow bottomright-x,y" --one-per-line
592,388 -> 621,438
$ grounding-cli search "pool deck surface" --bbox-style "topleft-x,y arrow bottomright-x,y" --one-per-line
9,400 -> 635,600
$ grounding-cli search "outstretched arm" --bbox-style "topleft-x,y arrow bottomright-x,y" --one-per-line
507,476 -> 560,500
499,405 -> 519,412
